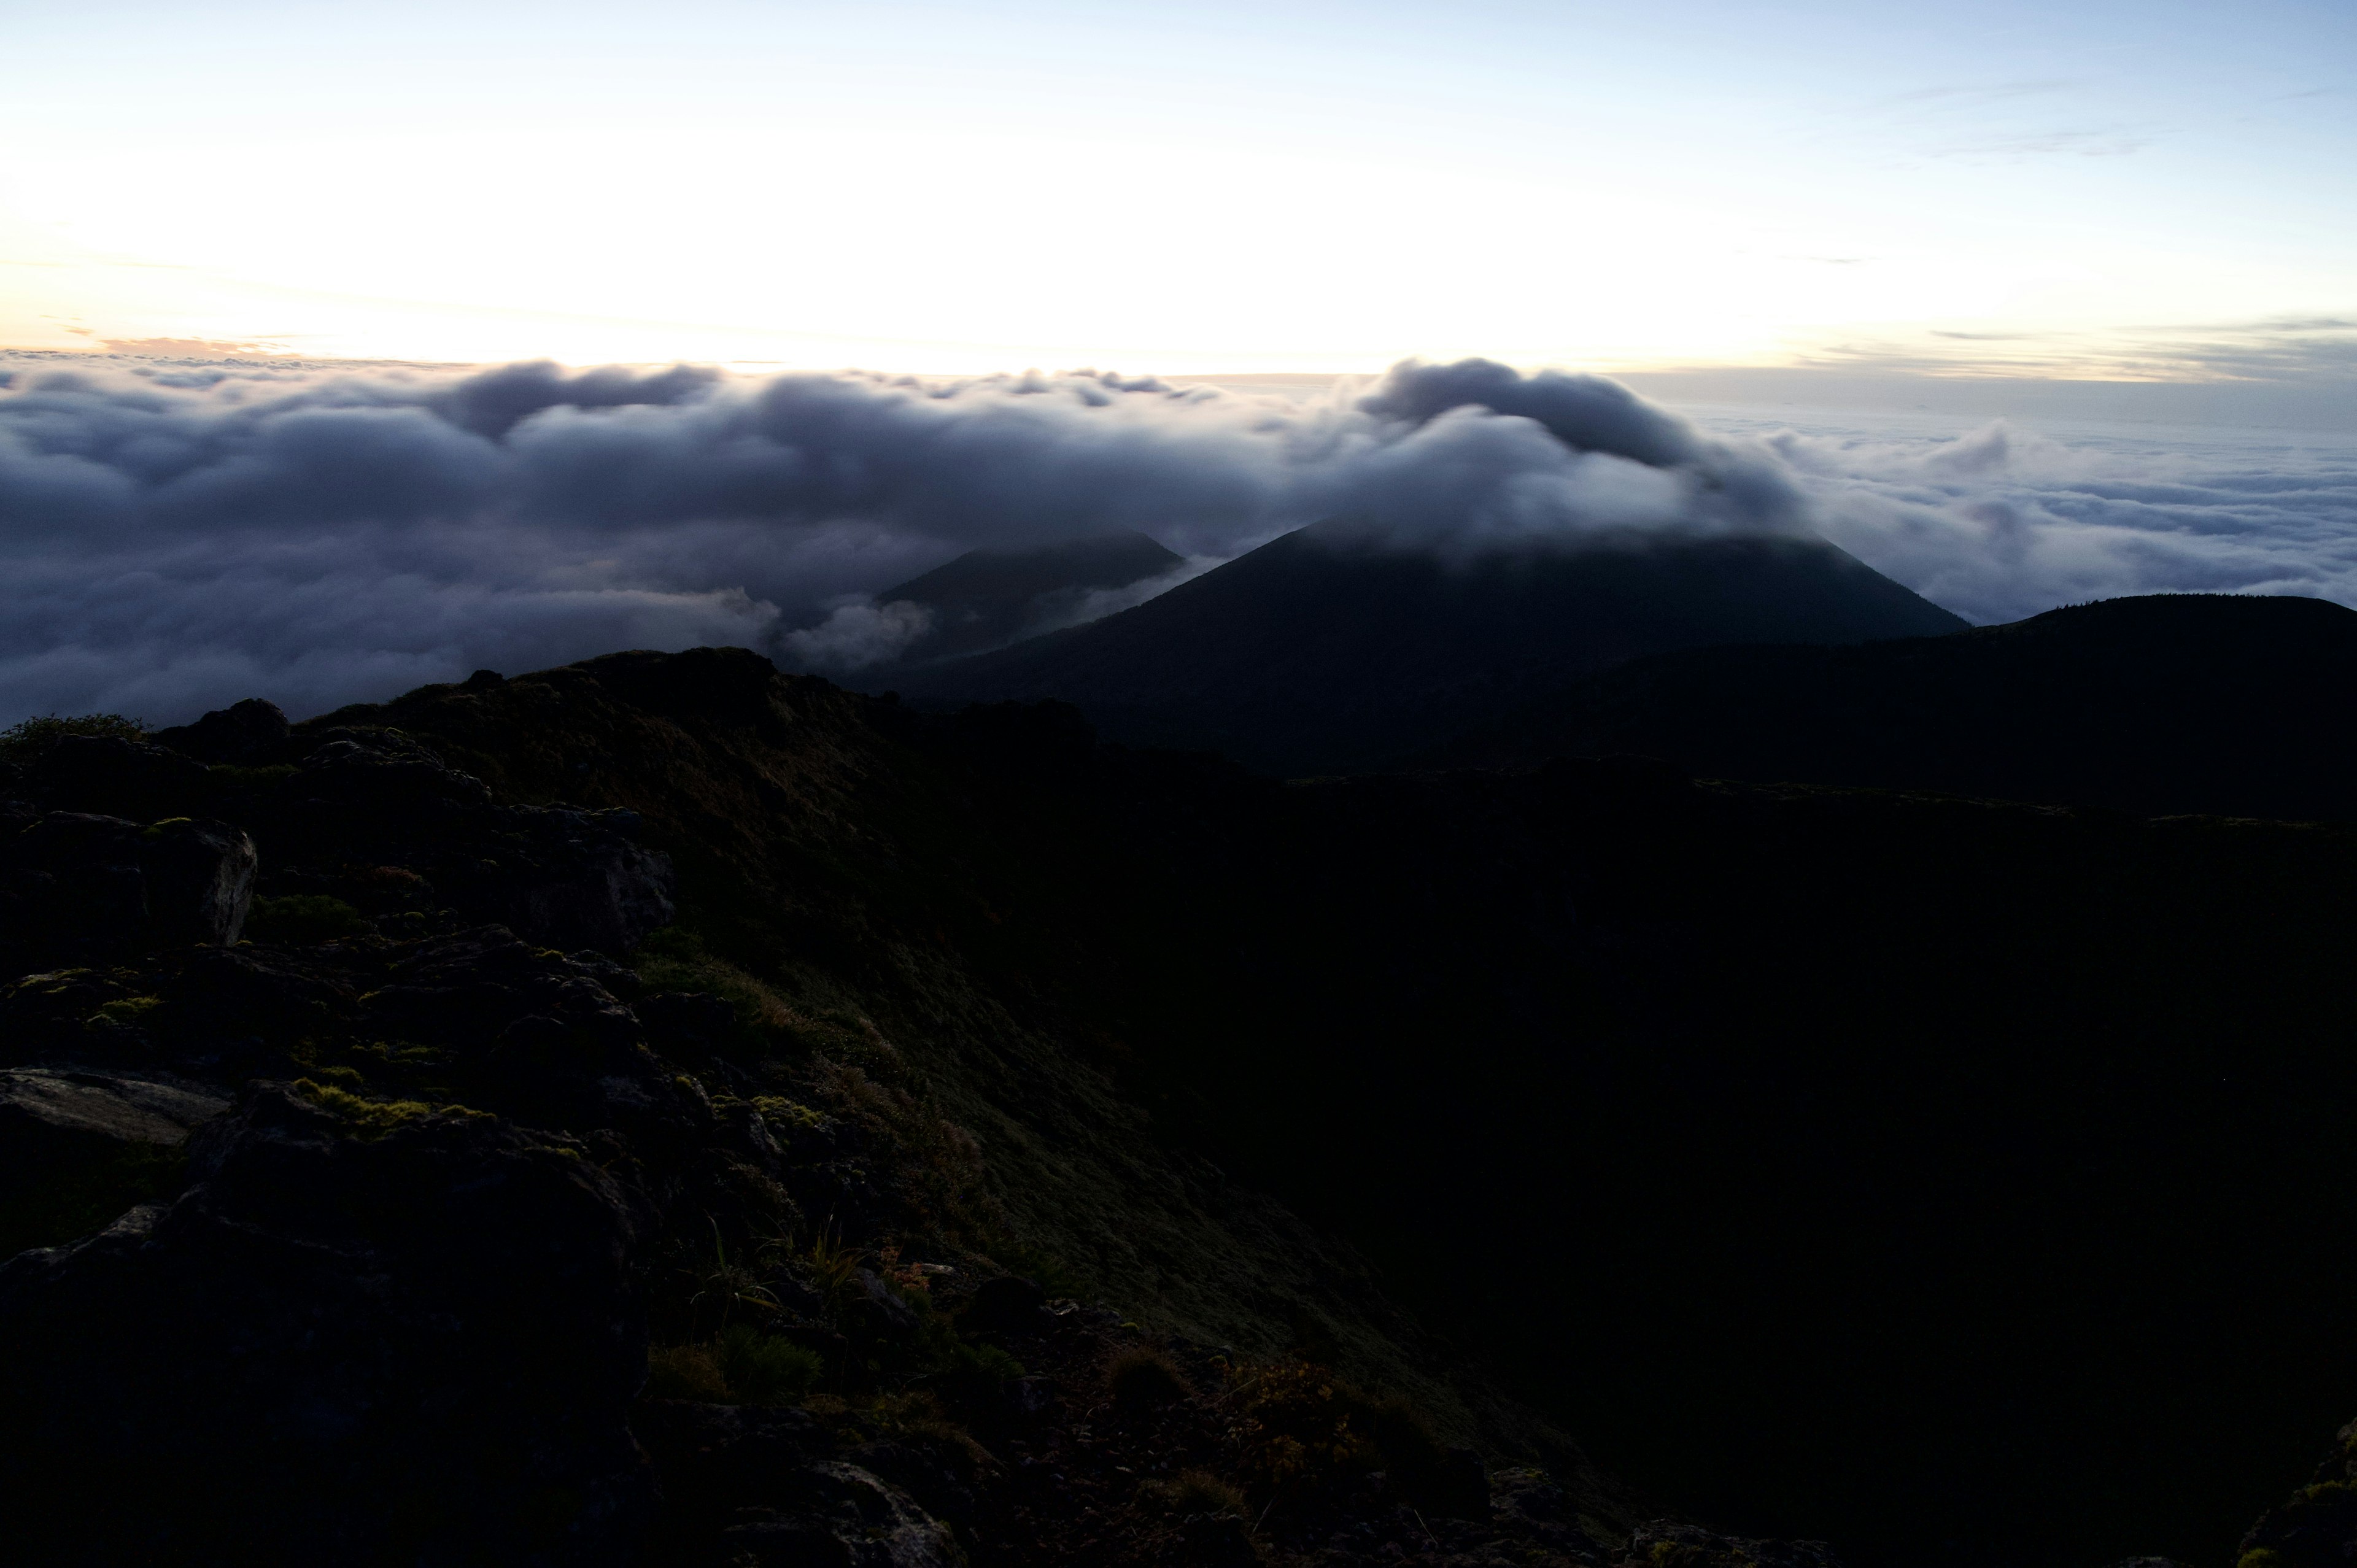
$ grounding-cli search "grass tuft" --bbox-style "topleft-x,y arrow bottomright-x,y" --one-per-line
292,1079 -> 437,1137
1109,1346 -> 1190,1413
246,895 -> 371,944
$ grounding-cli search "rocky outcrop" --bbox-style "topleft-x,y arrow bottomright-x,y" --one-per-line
2234,1421 -> 2357,1568
0,1083 -> 653,1566
0,1067 -> 228,1167
0,1066 -> 230,1255
1616,1522 -> 1846,1567
0,811 -> 255,966
637,1402 -> 962,1567
236,725 -> 675,954
150,697 -> 292,764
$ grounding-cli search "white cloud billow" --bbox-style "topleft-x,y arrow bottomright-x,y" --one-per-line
1,352 -> 2350,723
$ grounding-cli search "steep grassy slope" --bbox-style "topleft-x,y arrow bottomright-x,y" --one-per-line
305,650 -> 1598,1477
319,647 -> 2357,1568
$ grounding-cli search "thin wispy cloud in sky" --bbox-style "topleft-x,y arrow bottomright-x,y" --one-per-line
2,353 -> 2350,724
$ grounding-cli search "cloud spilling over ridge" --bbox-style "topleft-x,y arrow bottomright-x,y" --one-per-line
1,351 -> 2351,724
1749,416 -> 2357,625
0,356 -> 1797,719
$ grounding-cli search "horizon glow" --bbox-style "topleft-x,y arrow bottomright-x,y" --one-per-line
2,0 -> 2353,382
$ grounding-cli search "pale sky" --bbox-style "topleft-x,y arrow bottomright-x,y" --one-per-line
3,0 -> 2353,380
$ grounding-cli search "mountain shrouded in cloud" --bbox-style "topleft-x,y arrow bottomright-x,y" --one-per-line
888,522 -> 1965,774
816,531 -> 1193,668
1,351 -> 2351,725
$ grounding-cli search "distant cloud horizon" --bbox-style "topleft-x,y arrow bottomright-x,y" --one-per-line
1,353 -> 2350,727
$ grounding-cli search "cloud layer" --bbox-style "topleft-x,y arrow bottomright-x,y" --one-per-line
1746,414 -> 2357,625
1,351 -> 2351,724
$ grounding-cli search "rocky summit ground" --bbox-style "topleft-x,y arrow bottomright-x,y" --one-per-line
1,648 -> 2353,1568
0,661 -> 1643,1567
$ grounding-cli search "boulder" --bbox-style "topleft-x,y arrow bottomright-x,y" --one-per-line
0,1068 -> 229,1170
637,1403 -> 960,1567
718,1462 -> 959,1568
0,1083 -> 654,1566
846,1266 -> 923,1342
0,1068 -> 229,1256
964,1273 -> 1048,1335
0,813 -> 256,965
1409,1444 -> 1492,1520
641,990 -> 741,1057
493,831 -> 676,954
137,817 -> 259,945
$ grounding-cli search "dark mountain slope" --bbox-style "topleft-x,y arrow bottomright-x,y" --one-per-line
326,654 -> 2357,1567
9,650 -> 2357,1568
868,531 -> 1186,664
895,520 -> 1966,773
1430,592 -> 2357,820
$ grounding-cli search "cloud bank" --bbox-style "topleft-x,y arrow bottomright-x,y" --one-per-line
1,351 -> 2351,723
1751,415 -> 2357,625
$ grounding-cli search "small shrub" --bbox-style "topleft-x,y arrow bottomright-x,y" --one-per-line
644,1344 -> 729,1402
1228,1359 -> 1384,1496
716,1324 -> 825,1404
1109,1346 -> 1190,1413
804,1226 -> 870,1303
632,927 -> 799,1046
937,1334 -> 1025,1390
685,1218 -> 781,1334
245,895 -> 371,944
207,762 -> 296,789
0,712 -> 146,763
751,1095 -> 826,1134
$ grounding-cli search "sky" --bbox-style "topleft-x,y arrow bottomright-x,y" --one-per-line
4,0 -> 2354,388
4,1 -> 2356,727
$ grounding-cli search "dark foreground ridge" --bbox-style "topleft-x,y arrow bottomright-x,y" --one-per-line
1428,592 -> 2357,821
3,646 -> 2355,1568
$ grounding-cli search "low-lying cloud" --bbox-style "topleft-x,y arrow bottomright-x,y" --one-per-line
1,351 -> 2350,724
1754,415 -> 2357,625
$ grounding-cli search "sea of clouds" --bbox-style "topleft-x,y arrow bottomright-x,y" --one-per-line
2,352 -> 2351,725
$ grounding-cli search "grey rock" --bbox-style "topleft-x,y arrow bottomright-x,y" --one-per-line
638,1406 -> 958,1567
964,1272 -> 1048,1335
1620,1521 -> 1846,1568
503,836 -> 676,954
0,812 -> 255,963
0,1067 -> 229,1154
0,1082 -> 654,1566
138,816 -> 258,945
723,1463 -> 959,1568
851,1266 -> 923,1340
